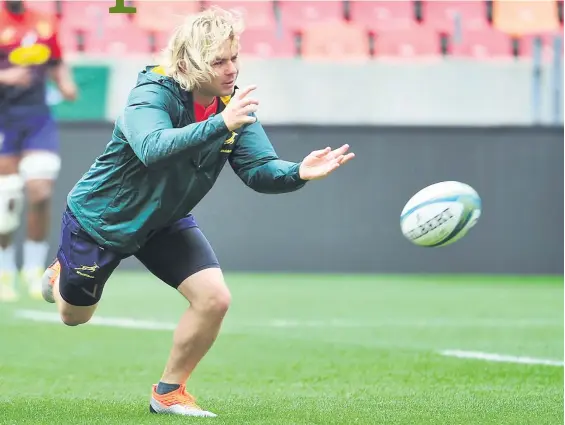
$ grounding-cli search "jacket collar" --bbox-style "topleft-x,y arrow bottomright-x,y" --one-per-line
145,65 -> 237,111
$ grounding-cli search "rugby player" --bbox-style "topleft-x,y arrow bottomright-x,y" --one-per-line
40,7 -> 354,417
0,0 -> 77,301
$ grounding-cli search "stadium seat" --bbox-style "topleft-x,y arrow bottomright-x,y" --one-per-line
448,27 -> 516,59
519,32 -> 563,61
134,1 -> 202,32
59,1 -> 117,31
57,1 -> 110,53
422,0 -> 488,33
51,0 -> 560,61
493,0 -> 560,35
373,25 -> 442,58
58,2 -> 151,55
203,1 -> 276,29
277,1 -> 345,31
103,14 -> 152,55
300,21 -> 369,61
26,0 -> 57,15
348,0 -> 414,31
239,28 -> 296,58
151,30 -> 171,53
58,23 -> 79,54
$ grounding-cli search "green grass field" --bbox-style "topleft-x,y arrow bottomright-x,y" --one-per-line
0,273 -> 563,425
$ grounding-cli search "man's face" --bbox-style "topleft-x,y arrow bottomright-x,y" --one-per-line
199,39 -> 239,97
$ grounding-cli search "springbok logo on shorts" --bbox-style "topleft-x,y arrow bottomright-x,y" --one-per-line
75,263 -> 99,279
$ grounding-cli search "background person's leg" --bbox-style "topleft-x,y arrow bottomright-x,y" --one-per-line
0,117 -> 24,302
0,157 -> 24,302
20,114 -> 62,299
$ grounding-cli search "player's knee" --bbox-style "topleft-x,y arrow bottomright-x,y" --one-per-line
61,316 -> 81,327
19,151 -> 61,182
0,174 -> 24,235
26,179 -> 54,205
200,285 -> 231,317
60,312 -> 91,327
59,305 -> 94,327
178,268 -> 231,316
19,152 -> 59,205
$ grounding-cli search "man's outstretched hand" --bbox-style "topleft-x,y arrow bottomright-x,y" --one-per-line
298,144 -> 355,181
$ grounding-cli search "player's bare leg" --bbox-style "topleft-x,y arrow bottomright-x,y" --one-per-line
41,259 -> 98,326
162,268 -> 230,382
150,268 -> 230,417
0,155 -> 24,302
19,151 -> 61,299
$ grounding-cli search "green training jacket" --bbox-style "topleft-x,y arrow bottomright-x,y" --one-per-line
67,65 -> 306,254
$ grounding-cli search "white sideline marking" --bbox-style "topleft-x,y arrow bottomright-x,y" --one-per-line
261,318 -> 562,328
15,310 -> 562,330
15,309 -> 176,331
439,349 -> 564,367
16,311 -> 563,368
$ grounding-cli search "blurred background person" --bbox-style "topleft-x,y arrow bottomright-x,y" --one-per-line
0,0 -> 77,302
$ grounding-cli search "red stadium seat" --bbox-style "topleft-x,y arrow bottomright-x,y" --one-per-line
102,14 -> 152,55
57,22 -> 79,53
519,32 -> 563,61
239,28 -> 296,58
277,1 -> 345,31
26,0 -> 57,15
152,30 -> 171,53
373,25 -> 442,58
203,1 -> 276,29
348,0 -> 414,31
53,0 -> 552,61
59,1 -> 114,31
422,1 -> 488,33
57,1 -> 111,53
448,27 -> 515,59
134,1 -> 201,32
59,5 -> 150,55
301,21 -> 369,61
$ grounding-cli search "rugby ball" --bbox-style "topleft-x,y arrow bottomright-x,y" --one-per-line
400,181 -> 482,247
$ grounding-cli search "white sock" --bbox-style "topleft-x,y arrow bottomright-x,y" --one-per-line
0,245 -> 17,273
23,240 -> 50,271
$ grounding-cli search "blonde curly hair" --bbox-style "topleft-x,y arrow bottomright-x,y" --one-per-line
159,6 -> 244,91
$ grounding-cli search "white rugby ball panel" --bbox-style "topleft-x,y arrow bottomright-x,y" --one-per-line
428,197 -> 478,247
401,181 -> 479,217
401,201 -> 463,246
400,181 -> 482,247
435,208 -> 481,247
